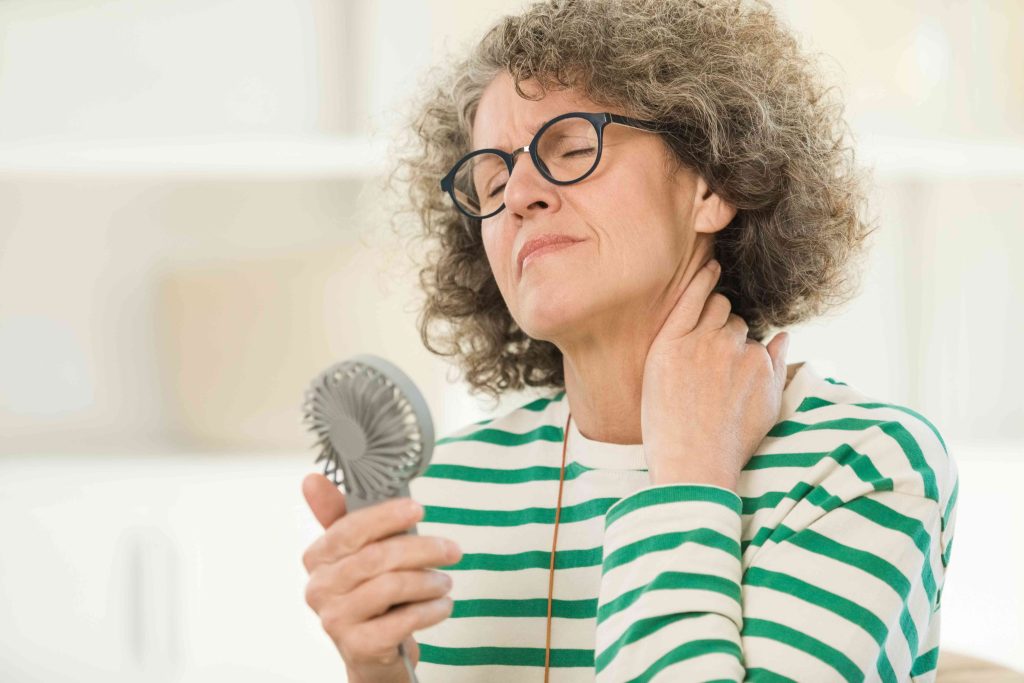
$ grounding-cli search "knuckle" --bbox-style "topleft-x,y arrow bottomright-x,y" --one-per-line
320,604 -> 345,636
383,539 -> 403,568
302,539 -> 325,572
362,541 -> 386,568
333,525 -> 361,558
711,292 -> 731,308
304,577 -> 321,610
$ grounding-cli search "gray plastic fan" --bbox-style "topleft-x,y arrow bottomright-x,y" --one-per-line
301,353 -> 435,683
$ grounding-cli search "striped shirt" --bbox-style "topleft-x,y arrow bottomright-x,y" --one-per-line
408,360 -> 959,682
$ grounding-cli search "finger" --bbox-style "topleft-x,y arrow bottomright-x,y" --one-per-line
765,331 -> 791,387
722,312 -> 749,341
659,258 -> 723,337
696,291 -> 732,330
303,472 -> 347,530
347,595 -> 453,667
308,534 -> 459,608
306,496 -> 422,570
344,567 -> 453,625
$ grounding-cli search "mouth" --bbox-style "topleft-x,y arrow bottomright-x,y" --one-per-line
517,236 -> 583,278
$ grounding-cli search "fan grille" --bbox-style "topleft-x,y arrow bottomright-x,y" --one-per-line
301,359 -> 424,499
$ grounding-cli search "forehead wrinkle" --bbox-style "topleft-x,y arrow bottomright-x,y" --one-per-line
474,117 -> 549,153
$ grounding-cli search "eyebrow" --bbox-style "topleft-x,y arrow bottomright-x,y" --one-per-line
476,119 -> 548,152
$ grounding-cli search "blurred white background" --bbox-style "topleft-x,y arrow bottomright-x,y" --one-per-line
1,0 -> 1022,680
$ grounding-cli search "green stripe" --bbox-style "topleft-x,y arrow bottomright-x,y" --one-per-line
425,496 -> 619,527
419,643 -> 591,668
604,484 -> 741,529
746,669 -> 799,682
743,443 -> 889,489
595,612 -> 739,674
447,545 -> 601,572
423,459 -> 596,484
743,617 -> 862,682
910,646 -> 940,676
436,424 -> 563,446
796,396 -> 835,412
452,596 -> 596,619
941,535 -> 955,569
609,638 -> 742,680
744,567 -> 897,682
943,476 -> 959,536
464,390 -> 567,426
596,570 -> 741,624
852,402 -> 948,455
602,527 -> 740,574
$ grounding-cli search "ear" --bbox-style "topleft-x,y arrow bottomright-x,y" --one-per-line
693,175 -> 737,235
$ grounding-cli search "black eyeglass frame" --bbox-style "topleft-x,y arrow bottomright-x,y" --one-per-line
439,111 -> 665,221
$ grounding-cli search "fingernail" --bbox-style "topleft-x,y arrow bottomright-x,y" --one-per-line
408,500 -> 423,516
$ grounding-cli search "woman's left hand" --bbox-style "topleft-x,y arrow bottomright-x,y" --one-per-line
640,258 -> 791,491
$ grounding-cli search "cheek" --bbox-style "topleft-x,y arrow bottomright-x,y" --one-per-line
481,229 -> 515,291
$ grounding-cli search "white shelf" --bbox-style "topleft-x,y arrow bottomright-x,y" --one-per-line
0,134 -> 390,179
0,133 -> 1020,180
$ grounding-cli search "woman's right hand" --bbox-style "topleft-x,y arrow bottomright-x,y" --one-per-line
301,472 -> 462,683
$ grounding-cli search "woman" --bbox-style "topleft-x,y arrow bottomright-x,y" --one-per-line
302,1 -> 959,681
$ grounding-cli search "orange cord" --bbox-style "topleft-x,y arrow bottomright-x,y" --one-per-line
544,410 -> 571,682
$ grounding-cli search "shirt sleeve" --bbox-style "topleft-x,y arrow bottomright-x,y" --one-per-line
595,468 -> 954,681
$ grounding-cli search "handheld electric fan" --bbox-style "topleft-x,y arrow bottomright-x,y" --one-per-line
301,354 -> 435,683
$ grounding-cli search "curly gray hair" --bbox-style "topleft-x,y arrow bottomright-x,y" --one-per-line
385,0 -> 878,403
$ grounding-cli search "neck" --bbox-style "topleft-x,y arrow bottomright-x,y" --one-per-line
561,329 -> 647,445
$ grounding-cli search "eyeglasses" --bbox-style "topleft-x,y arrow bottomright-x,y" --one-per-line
439,111 -> 665,221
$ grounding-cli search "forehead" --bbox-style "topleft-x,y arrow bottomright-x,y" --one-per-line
471,71 -> 600,150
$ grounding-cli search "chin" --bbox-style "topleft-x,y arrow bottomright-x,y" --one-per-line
513,290 -> 584,342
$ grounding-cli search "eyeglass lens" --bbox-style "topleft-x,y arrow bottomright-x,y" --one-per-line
451,115 -> 599,217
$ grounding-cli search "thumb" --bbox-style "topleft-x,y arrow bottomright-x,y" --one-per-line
765,331 -> 790,388
302,472 -> 347,530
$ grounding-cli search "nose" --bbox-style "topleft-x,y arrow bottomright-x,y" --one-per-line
502,145 -> 559,218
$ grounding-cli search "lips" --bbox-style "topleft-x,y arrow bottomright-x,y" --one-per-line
517,234 -> 583,276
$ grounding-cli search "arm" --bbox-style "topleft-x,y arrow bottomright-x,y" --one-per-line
595,464 -> 955,681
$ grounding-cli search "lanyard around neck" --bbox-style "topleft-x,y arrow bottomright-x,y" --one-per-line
544,409 -> 572,681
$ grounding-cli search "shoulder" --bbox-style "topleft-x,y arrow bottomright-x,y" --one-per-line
411,388 -> 567,507
430,387 -> 568,458
770,363 -> 958,522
